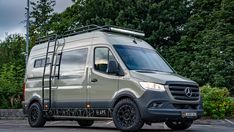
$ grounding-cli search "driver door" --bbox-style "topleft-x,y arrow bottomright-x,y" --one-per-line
88,46 -> 119,108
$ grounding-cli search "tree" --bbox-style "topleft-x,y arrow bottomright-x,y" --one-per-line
169,0 -> 234,89
0,35 -> 25,108
44,0 -> 234,89
30,0 -> 56,37
50,0 -> 190,52
0,34 -> 25,67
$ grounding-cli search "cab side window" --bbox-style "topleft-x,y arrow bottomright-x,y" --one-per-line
94,47 -> 116,74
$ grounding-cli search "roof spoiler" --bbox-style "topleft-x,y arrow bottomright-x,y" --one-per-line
35,25 -> 145,44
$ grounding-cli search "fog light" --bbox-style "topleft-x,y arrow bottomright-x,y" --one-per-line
152,103 -> 158,107
150,102 -> 162,108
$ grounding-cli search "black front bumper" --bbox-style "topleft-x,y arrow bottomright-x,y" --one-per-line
136,90 -> 203,122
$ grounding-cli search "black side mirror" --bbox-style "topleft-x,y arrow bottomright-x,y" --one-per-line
108,60 -> 125,76
107,60 -> 118,74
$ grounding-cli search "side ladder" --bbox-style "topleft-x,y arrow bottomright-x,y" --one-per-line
42,36 -> 65,111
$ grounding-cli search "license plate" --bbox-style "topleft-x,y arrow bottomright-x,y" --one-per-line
181,112 -> 197,118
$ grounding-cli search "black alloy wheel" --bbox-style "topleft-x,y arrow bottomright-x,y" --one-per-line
28,102 -> 46,127
113,99 -> 144,131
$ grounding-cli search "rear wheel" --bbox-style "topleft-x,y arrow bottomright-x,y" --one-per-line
77,120 -> 94,127
113,99 -> 144,131
28,102 -> 46,127
165,120 -> 193,130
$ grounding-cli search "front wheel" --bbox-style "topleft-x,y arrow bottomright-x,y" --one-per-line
113,99 -> 144,131
77,120 -> 94,127
165,120 -> 193,130
28,102 -> 46,127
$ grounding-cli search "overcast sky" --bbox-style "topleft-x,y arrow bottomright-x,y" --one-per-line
0,0 -> 73,41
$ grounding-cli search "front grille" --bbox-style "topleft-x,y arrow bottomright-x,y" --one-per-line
169,84 -> 199,101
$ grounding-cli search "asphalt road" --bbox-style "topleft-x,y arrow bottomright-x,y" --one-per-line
0,119 -> 234,132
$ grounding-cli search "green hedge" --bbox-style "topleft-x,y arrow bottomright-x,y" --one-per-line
201,84 -> 234,119
0,64 -> 23,109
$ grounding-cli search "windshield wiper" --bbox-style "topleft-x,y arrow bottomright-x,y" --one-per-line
140,69 -> 160,71
135,69 -> 161,73
134,69 -> 173,73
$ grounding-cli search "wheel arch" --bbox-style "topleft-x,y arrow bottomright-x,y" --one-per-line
111,91 -> 138,108
28,96 -> 42,109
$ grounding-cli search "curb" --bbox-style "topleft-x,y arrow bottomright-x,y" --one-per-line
0,109 -> 26,120
194,119 -> 234,127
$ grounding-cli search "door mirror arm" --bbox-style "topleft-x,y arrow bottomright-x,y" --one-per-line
116,65 -> 125,76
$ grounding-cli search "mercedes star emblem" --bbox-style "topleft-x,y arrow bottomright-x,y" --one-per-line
185,87 -> 192,97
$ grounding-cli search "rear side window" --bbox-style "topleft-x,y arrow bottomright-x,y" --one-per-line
34,58 -> 49,68
34,59 -> 42,68
60,48 -> 88,77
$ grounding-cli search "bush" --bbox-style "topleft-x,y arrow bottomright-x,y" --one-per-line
201,84 -> 234,119
0,63 -> 23,109
231,98 -> 234,116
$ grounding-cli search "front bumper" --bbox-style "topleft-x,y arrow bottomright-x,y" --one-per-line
136,90 -> 203,122
142,108 -> 203,122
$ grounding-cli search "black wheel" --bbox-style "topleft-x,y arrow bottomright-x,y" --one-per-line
165,120 -> 193,130
77,120 -> 94,127
113,99 -> 144,132
28,102 -> 46,127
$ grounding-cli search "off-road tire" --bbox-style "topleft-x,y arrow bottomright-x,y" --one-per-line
165,120 -> 193,130
113,99 -> 144,131
28,102 -> 46,127
77,120 -> 94,127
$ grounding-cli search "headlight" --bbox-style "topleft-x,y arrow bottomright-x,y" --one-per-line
139,82 -> 165,92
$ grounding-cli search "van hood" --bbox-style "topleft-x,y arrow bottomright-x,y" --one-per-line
130,70 -> 198,86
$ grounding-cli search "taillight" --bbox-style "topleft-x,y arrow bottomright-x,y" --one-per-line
22,82 -> 26,101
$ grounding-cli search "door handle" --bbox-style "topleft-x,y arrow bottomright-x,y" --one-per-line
91,78 -> 98,82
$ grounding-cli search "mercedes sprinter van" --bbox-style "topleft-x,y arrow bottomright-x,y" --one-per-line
22,25 -> 203,131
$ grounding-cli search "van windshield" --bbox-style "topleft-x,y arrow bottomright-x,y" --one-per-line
114,45 -> 173,73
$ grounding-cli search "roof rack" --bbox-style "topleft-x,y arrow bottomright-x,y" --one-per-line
35,25 -> 145,44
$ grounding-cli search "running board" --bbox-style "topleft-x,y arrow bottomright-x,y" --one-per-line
48,116 -> 112,121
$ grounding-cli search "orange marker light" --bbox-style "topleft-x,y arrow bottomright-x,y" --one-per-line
86,104 -> 91,108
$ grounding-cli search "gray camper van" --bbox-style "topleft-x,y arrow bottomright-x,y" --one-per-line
22,25 -> 203,131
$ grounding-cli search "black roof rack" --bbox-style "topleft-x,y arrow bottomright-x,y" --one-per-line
35,25 -> 145,44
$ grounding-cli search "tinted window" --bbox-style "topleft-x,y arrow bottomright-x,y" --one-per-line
114,45 -> 173,72
34,58 -> 50,68
94,47 -> 116,73
60,48 -> 88,77
34,59 -> 41,68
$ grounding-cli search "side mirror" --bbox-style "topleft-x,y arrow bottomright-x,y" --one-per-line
107,60 -> 118,74
108,60 -> 125,76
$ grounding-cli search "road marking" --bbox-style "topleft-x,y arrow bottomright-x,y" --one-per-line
106,121 -> 113,125
163,122 -> 168,129
225,119 -> 234,125
49,121 -> 61,125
